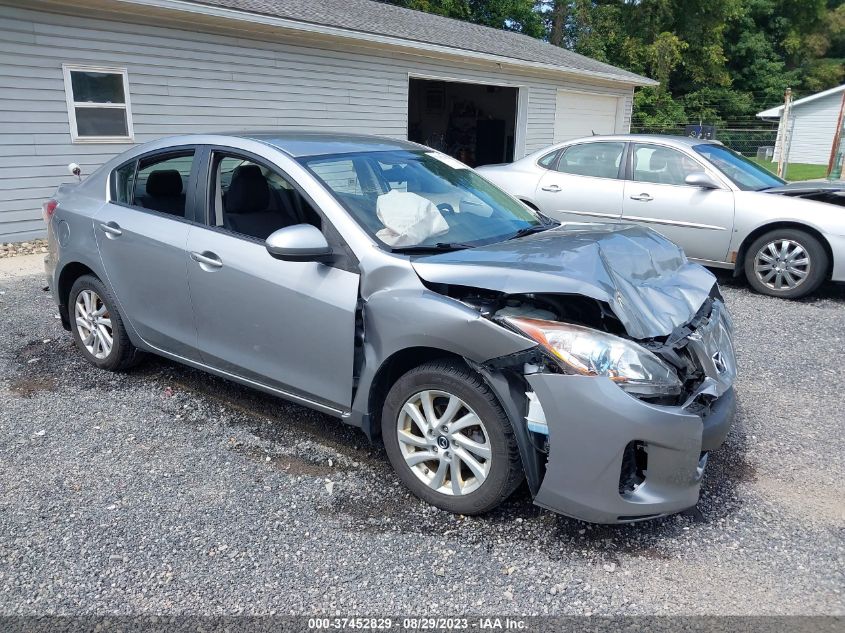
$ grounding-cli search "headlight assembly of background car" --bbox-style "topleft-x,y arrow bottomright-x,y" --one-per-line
506,317 -> 682,397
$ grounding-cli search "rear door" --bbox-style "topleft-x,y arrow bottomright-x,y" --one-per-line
621,143 -> 735,262
95,148 -> 199,359
185,147 -> 360,410
534,141 -> 626,224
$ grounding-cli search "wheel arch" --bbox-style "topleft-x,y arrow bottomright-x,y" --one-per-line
56,261 -> 99,330
735,221 -> 834,279
364,346 -> 467,441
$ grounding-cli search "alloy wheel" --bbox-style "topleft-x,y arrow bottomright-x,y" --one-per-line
396,390 -> 492,496
753,239 -> 811,291
74,289 -> 113,359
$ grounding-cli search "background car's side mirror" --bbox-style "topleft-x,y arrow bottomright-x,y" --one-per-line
685,172 -> 721,189
265,224 -> 333,262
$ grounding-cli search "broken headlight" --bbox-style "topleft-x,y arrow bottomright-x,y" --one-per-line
505,317 -> 682,397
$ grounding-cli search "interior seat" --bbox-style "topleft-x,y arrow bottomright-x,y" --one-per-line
224,164 -> 293,240
139,169 -> 185,216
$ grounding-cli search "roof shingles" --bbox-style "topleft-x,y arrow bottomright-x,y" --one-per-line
190,0 -> 653,85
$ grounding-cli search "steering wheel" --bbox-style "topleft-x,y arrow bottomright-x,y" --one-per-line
437,203 -> 456,215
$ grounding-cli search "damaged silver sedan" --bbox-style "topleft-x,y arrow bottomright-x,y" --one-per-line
44,133 -> 736,523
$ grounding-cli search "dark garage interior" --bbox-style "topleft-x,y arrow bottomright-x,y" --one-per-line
408,78 -> 518,167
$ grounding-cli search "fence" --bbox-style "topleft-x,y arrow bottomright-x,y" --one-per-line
629,122 -> 780,158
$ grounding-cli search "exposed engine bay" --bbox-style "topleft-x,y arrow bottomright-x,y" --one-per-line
429,282 -> 730,409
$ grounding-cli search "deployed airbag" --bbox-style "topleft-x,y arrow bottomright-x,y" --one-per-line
375,190 -> 449,247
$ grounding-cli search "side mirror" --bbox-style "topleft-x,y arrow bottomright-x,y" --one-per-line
265,224 -> 332,262
685,172 -> 721,189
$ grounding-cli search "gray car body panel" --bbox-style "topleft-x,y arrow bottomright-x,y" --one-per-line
412,224 -> 717,340
46,132 -> 737,523
477,134 -> 845,282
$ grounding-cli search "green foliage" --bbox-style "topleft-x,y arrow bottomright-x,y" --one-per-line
382,0 -> 845,125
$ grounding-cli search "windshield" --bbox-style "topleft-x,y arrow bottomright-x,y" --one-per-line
693,144 -> 786,191
300,150 -> 543,250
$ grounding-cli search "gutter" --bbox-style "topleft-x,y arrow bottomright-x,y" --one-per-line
113,0 -> 657,87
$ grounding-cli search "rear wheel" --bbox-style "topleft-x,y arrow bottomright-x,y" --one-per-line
69,275 -> 143,371
743,229 -> 828,299
382,360 -> 523,515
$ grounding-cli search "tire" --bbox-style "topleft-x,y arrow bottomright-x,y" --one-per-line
381,359 -> 523,515
68,274 -> 144,371
743,229 -> 828,299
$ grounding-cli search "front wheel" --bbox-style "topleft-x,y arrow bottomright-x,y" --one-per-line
743,229 -> 828,299
381,360 -> 523,515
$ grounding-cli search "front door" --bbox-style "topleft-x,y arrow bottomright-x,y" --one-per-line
621,143 -> 735,262
534,141 -> 626,225
94,148 -> 199,359
186,149 -> 360,410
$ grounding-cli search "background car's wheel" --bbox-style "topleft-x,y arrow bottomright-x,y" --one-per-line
382,359 -> 523,515
69,274 -> 143,371
743,229 -> 828,299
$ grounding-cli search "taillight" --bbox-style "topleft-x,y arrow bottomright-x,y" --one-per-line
42,199 -> 58,222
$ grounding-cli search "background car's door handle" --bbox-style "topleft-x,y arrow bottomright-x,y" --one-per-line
190,251 -> 223,270
99,222 -> 122,238
629,194 -> 654,202
541,184 -> 562,192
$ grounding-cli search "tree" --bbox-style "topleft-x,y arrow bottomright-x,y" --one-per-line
382,0 -> 845,124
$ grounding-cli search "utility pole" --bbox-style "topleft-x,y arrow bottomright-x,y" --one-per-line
776,87 -> 793,179
827,89 -> 845,180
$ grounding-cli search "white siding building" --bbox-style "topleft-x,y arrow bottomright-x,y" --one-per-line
0,0 -> 654,242
757,84 -> 845,166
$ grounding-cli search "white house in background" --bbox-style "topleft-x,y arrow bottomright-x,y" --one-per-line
757,84 -> 845,166
0,0 -> 655,243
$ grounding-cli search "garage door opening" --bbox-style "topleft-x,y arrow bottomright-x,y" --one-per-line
408,78 -> 518,167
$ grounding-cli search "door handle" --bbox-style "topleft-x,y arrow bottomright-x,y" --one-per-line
99,222 -> 122,238
629,194 -> 654,202
190,251 -> 223,270
541,184 -> 562,192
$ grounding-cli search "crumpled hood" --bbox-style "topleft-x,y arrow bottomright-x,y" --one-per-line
412,224 -> 717,340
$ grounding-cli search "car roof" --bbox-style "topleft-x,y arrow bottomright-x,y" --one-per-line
240,131 -> 424,158
554,134 -> 721,149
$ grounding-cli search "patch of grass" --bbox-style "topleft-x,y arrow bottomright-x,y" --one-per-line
750,158 -> 828,181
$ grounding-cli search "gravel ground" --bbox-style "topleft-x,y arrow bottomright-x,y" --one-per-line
0,269 -> 843,616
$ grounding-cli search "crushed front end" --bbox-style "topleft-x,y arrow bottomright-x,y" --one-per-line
475,289 -> 737,524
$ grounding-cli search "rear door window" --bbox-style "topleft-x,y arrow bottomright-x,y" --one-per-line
132,153 -> 195,217
555,142 -> 625,179
537,150 -> 560,169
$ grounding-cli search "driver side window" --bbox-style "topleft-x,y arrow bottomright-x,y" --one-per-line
632,144 -> 703,186
210,154 -> 320,241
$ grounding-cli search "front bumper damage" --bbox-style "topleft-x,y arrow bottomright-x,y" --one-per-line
508,299 -> 737,524
528,375 -> 735,523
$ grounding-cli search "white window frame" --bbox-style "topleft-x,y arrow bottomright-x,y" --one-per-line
62,64 -> 135,143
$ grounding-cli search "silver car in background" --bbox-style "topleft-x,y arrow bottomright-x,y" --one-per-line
44,132 -> 736,524
478,135 -> 845,298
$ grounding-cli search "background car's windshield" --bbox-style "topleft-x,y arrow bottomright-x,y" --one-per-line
300,150 -> 541,249
693,144 -> 785,191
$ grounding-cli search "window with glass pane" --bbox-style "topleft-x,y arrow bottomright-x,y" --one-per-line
64,66 -> 132,140
537,150 -> 560,169
131,153 -> 194,217
112,161 -> 136,204
556,142 -> 624,179
632,144 -> 703,186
